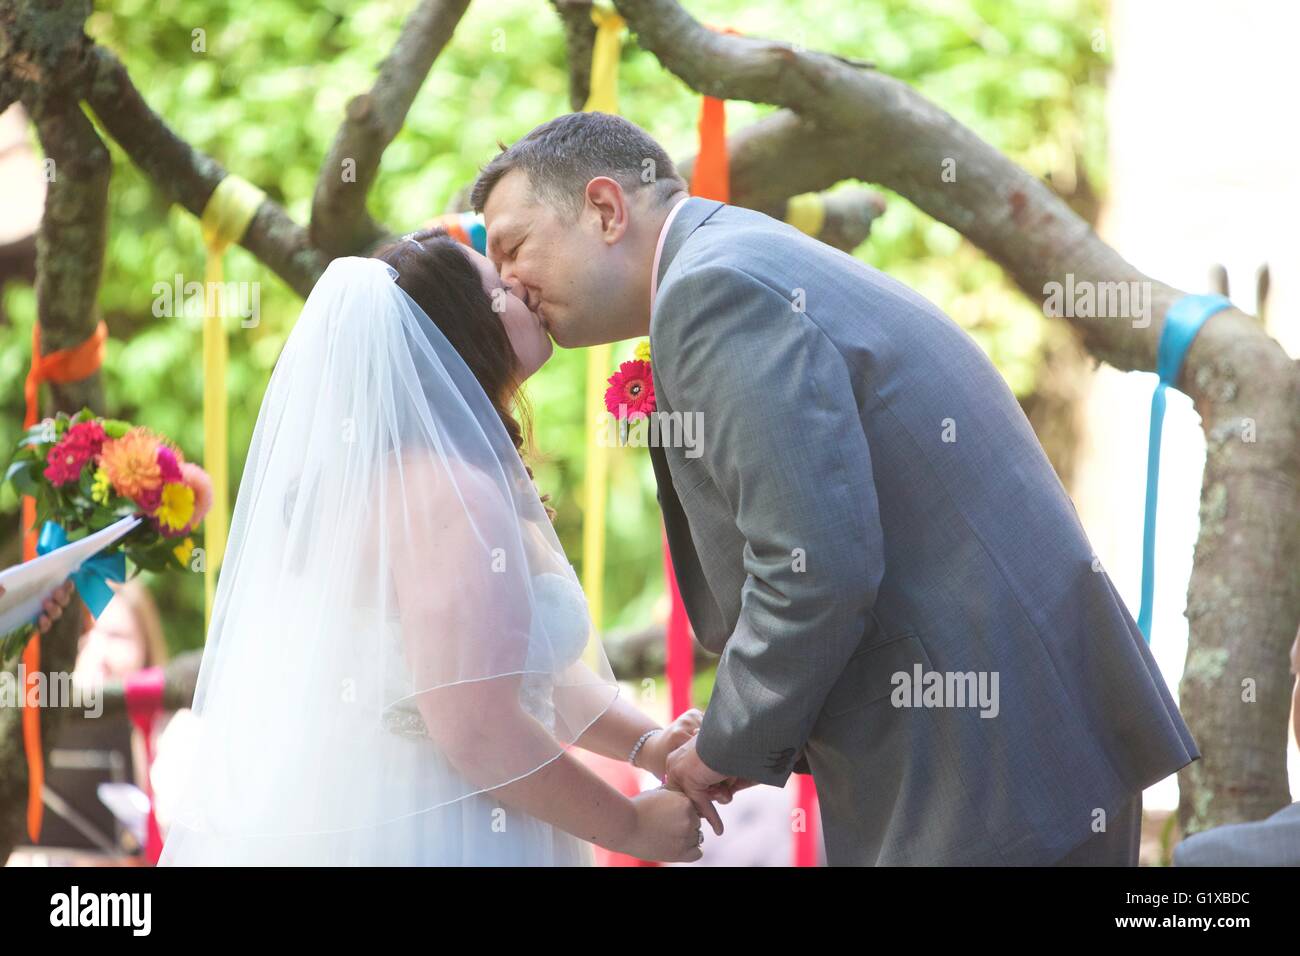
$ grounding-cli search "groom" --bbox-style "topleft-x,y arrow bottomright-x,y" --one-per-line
471,112 -> 1199,865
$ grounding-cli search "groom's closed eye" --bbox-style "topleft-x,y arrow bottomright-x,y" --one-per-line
488,230 -> 518,266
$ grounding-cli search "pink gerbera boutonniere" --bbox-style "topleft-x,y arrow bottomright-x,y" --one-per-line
604,352 -> 655,420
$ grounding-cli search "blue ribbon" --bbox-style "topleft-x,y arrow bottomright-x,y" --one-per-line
36,520 -> 128,622
1137,293 -> 1232,641
461,212 -> 487,255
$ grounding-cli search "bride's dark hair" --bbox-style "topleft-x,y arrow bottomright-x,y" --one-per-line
371,227 -> 553,521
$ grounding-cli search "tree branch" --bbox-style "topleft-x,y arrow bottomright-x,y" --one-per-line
552,0 -> 598,111
674,109 -> 885,252
85,47 -> 326,298
613,0 -> 1172,370
310,0 -> 472,256
0,90 -> 110,860
30,98 -> 108,397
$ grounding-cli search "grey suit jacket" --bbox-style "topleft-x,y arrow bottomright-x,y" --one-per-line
1173,802 -> 1300,866
647,198 -> 1200,865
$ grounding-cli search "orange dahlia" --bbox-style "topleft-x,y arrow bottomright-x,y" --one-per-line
99,426 -> 164,503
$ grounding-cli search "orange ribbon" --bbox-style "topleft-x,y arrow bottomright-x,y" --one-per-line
689,27 -> 740,203
691,95 -> 730,201
19,318 -> 109,843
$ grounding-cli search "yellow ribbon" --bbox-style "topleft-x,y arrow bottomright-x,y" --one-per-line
784,192 -> 826,237
582,345 -> 611,638
582,3 -> 625,114
198,174 -> 266,636
576,3 -> 625,643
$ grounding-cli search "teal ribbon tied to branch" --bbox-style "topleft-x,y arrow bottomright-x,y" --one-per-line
36,520 -> 128,621
1137,293 -> 1233,642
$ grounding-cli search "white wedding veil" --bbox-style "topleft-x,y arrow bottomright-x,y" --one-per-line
158,255 -> 620,864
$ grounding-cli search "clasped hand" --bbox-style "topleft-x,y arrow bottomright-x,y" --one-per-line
637,706 -> 759,838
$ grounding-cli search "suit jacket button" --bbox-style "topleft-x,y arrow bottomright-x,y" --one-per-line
765,747 -> 796,770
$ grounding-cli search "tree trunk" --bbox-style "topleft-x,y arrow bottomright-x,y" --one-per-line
0,91 -> 111,858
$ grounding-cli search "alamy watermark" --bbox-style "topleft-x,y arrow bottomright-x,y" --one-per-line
152,273 -> 261,328
1043,274 -> 1151,328
597,409 -> 704,458
0,665 -> 102,718
891,664 -> 1000,718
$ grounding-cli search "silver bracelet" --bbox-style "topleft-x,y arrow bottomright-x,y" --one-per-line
628,728 -> 661,767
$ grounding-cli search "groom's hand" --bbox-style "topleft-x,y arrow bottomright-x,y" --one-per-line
706,777 -> 759,804
664,737 -> 727,836
635,708 -> 704,781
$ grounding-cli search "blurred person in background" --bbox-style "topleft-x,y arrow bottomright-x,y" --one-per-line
18,578 -> 171,863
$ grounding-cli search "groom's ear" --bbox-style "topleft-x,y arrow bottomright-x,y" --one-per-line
583,177 -> 630,244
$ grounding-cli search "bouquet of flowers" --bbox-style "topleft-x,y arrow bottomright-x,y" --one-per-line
2,408 -> 211,652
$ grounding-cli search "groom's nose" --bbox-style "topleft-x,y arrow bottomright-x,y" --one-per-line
503,274 -> 536,312
497,260 -> 516,287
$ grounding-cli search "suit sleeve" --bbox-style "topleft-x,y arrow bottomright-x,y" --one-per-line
654,262 -> 885,787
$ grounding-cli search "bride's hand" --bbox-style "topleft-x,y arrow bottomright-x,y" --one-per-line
634,708 -> 704,781
613,787 -> 704,862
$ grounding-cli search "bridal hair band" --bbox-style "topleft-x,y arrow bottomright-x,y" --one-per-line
380,233 -> 423,282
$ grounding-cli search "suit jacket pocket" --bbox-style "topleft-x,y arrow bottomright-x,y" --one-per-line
820,634 -> 930,719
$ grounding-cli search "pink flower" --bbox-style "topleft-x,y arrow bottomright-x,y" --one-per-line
135,484 -> 162,512
43,447 -> 82,486
67,420 -> 108,455
178,461 -> 213,533
604,360 -> 656,420
43,420 -> 108,486
156,445 -> 183,483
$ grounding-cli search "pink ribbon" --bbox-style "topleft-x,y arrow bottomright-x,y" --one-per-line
662,526 -> 693,720
124,666 -> 165,864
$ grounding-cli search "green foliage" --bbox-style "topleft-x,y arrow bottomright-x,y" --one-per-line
0,0 -> 1108,656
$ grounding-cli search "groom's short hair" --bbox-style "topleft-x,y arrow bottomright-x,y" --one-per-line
470,112 -> 687,219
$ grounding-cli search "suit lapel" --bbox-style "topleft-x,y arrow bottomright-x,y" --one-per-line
648,196 -> 730,651
655,197 -> 725,294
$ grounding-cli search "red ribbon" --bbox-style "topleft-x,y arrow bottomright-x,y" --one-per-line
793,773 -> 821,866
682,27 -> 821,865
662,526 -> 693,720
664,24 -> 740,726
124,666 -> 166,863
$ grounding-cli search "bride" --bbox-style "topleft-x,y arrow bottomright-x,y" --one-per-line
158,229 -> 709,865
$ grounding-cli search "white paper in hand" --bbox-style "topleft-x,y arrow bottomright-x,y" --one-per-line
0,514 -> 142,635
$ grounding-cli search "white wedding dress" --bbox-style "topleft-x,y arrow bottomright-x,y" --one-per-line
355,569 -> 599,866
160,569 -> 603,866
157,256 -> 622,867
